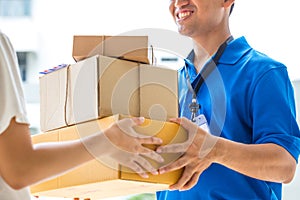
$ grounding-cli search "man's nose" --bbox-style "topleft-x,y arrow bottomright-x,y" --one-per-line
174,0 -> 189,8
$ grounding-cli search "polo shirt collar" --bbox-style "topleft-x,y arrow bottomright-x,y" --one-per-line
185,36 -> 252,66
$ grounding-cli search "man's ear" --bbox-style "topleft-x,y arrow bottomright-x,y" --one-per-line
224,0 -> 235,15
224,0 -> 234,9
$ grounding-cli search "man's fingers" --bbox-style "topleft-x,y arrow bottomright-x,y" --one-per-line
170,117 -> 198,135
180,172 -> 201,191
169,117 -> 189,130
159,156 -> 187,174
156,143 -> 188,154
169,169 -> 195,190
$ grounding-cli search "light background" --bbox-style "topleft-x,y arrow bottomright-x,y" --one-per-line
1,0 -> 299,199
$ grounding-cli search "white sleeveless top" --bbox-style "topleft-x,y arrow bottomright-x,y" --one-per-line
0,31 -> 32,199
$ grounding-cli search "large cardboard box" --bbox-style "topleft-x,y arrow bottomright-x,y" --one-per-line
40,55 -> 140,132
40,55 -> 179,132
140,64 -> 178,121
72,35 -> 149,64
31,115 -> 187,199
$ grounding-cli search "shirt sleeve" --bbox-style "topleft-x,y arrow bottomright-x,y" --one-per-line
251,66 -> 300,162
0,31 -> 29,134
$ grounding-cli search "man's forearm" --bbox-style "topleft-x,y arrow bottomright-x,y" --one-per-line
212,138 -> 296,183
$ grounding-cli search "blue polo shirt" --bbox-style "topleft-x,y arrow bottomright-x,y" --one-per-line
157,36 -> 300,200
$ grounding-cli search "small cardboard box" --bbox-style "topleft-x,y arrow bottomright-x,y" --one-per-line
40,55 -> 140,132
31,115 -> 187,199
72,35 -> 149,64
40,55 -> 179,132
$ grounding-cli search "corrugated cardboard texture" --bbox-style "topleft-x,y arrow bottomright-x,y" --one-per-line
31,115 -> 187,199
72,35 -> 149,64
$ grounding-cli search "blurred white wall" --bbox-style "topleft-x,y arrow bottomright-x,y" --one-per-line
1,0 -> 300,81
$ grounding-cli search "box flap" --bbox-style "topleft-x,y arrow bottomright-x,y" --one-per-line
40,67 -> 68,132
72,35 -> 149,63
67,56 -> 99,125
72,35 -> 105,62
103,36 -> 149,63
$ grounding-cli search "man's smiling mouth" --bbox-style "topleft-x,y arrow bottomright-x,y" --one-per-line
177,11 -> 193,20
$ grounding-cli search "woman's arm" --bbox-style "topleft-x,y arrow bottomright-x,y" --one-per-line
0,117 -> 163,190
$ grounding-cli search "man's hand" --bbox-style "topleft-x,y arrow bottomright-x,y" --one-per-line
156,117 -> 218,190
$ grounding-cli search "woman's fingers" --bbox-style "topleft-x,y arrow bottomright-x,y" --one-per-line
115,117 -> 145,137
119,153 -> 160,178
118,117 -> 145,127
140,147 -> 164,163
133,155 -> 160,176
137,136 -> 163,145
124,159 -> 149,179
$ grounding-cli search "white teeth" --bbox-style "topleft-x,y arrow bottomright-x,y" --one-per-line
178,12 -> 191,19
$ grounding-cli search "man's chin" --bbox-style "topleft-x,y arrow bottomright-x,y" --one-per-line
178,27 -> 191,37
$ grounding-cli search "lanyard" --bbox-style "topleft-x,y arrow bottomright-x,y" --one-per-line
185,36 -> 233,122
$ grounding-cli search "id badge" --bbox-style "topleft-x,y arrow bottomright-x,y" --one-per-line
195,114 -> 210,132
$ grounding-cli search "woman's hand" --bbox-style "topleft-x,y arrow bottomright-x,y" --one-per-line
96,117 -> 164,178
156,117 -> 218,190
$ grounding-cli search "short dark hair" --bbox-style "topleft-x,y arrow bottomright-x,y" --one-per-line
229,3 -> 235,15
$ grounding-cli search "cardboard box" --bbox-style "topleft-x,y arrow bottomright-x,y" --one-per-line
72,35 -> 150,64
31,115 -> 187,199
40,55 -> 179,132
140,64 -> 178,121
40,55 -> 140,132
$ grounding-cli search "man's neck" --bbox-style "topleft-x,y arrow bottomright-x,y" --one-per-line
192,33 -> 232,73
193,48 -> 210,73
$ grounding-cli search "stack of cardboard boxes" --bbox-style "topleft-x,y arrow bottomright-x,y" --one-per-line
31,35 -> 187,199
